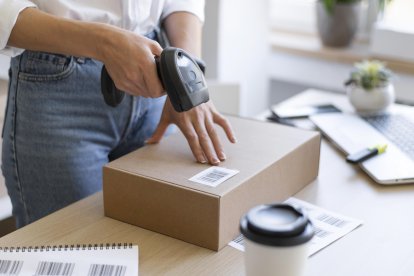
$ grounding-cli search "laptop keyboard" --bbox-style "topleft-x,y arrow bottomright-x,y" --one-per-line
362,114 -> 414,159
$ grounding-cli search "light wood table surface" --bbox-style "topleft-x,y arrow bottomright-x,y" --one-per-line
2,89 -> 414,276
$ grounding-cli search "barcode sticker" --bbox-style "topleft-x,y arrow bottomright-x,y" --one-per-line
232,234 -> 244,245
228,235 -> 245,252
35,261 -> 75,275
88,264 -> 126,276
189,167 -> 239,187
0,260 -> 23,275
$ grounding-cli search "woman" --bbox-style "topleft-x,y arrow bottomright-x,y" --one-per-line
0,0 -> 236,227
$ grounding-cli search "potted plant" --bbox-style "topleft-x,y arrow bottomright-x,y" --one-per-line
317,0 -> 393,47
345,60 -> 394,114
366,0 -> 393,34
316,0 -> 361,47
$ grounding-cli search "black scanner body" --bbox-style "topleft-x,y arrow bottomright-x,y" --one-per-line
101,47 -> 209,112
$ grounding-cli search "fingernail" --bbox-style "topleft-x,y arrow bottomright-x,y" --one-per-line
199,157 -> 207,164
219,152 -> 226,161
212,157 -> 220,164
232,137 -> 237,143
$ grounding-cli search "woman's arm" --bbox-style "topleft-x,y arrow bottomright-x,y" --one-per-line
147,12 -> 236,165
162,11 -> 202,57
8,8 -> 164,98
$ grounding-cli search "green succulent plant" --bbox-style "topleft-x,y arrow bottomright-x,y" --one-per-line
345,60 -> 393,91
321,0 -> 359,14
321,0 -> 392,14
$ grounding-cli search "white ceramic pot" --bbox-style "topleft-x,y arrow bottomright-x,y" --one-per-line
347,83 -> 395,114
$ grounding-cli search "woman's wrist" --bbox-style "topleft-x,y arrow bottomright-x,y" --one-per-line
84,22 -> 116,62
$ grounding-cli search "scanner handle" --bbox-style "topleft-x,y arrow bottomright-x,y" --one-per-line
101,58 -> 205,108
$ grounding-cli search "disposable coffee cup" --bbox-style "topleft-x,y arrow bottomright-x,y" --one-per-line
240,204 -> 314,276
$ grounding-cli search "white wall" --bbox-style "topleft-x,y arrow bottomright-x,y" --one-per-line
203,1 -> 414,113
202,0 -> 271,117
270,52 -> 351,93
269,51 -> 414,105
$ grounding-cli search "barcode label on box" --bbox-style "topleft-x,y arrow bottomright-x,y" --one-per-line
189,167 -> 239,187
228,197 -> 363,256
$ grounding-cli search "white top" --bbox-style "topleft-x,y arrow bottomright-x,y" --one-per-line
0,0 -> 205,56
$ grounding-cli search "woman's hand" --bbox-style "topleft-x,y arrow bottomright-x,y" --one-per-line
98,27 -> 165,98
146,98 -> 237,165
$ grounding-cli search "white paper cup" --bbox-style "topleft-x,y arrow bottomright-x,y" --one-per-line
240,204 -> 314,276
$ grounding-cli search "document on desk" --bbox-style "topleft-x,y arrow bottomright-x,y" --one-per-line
229,197 -> 363,256
0,244 -> 138,276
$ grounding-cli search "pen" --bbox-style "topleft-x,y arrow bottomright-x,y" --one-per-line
346,144 -> 388,163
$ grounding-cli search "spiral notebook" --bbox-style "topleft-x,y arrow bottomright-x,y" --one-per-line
0,243 -> 138,276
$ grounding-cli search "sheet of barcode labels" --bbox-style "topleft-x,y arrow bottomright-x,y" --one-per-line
229,197 -> 364,255
0,244 -> 138,276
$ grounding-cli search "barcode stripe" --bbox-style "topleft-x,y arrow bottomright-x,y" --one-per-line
190,167 -> 239,187
10,261 -> 19,275
0,260 -> 23,275
233,234 -> 244,245
317,214 -> 349,228
314,227 -> 331,238
88,264 -> 126,276
35,261 -> 74,276
197,169 -> 230,183
0,260 -> 10,273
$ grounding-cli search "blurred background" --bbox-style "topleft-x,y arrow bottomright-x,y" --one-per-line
0,0 -> 413,232
200,0 -> 414,116
1,0 -> 413,117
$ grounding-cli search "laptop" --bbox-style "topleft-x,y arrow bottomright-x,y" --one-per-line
310,109 -> 414,185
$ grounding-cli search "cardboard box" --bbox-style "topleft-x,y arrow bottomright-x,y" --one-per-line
103,116 -> 320,251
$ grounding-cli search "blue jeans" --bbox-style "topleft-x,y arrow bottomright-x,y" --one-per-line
2,49 -> 167,227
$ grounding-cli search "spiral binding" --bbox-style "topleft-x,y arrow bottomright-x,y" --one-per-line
0,243 -> 133,253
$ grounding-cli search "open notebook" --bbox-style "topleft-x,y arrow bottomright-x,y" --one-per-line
0,243 -> 138,276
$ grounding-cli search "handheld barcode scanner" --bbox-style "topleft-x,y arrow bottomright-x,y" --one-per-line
101,47 -> 209,112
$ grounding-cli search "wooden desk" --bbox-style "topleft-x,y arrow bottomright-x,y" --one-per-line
2,89 -> 414,276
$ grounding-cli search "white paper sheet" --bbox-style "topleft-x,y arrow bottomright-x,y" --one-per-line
229,197 -> 363,256
0,244 -> 138,276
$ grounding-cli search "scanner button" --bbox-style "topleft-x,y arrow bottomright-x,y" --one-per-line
188,70 -> 197,81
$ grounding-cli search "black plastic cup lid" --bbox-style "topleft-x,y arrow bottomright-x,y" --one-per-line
240,204 -> 314,247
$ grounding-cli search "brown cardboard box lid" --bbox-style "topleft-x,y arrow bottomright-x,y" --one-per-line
106,116 -> 319,196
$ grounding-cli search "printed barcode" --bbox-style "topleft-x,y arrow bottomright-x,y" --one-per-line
88,264 -> 126,276
233,234 -> 244,246
197,169 -> 230,183
189,167 -> 239,187
314,227 -> 331,238
0,260 -> 23,275
317,214 -> 349,228
35,261 -> 75,276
